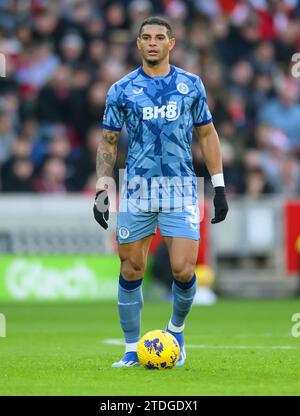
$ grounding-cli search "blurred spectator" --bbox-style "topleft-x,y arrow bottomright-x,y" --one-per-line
0,0 -> 299,196
31,10 -> 58,44
47,134 -> 76,182
259,77 -> 300,152
87,39 -> 106,72
1,158 -> 34,192
244,167 -> 274,199
36,65 -> 72,124
218,120 -> 245,194
226,92 -> 249,131
229,60 -> 254,97
275,20 -> 299,63
16,43 -> 60,93
250,41 -> 276,75
59,33 -> 84,65
68,66 -> 92,138
0,111 -> 17,163
69,126 -> 99,191
105,2 -> 129,36
32,157 -> 67,193
249,72 -> 274,122
83,82 -> 108,130
85,15 -> 106,41
258,125 -> 288,191
1,137 -> 33,191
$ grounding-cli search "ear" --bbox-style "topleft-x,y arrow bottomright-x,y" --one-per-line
137,37 -> 141,50
169,37 -> 176,51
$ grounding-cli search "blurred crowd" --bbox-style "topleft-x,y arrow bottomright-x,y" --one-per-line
0,0 -> 300,198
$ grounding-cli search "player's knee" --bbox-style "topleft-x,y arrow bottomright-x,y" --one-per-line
120,258 -> 145,280
172,263 -> 195,283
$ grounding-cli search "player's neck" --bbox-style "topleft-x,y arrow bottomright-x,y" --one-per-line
141,60 -> 171,78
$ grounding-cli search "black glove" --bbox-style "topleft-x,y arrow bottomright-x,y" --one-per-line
211,186 -> 228,224
93,190 -> 110,230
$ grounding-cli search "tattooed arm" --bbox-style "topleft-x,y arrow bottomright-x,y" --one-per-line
96,128 -> 120,191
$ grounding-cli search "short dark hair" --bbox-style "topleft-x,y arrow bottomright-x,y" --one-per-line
138,17 -> 173,39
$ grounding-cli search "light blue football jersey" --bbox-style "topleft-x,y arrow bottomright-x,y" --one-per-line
102,65 -> 212,211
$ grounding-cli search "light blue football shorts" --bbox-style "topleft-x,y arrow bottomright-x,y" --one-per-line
116,200 -> 200,244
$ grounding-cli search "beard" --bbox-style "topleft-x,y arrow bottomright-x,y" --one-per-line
144,57 -> 161,66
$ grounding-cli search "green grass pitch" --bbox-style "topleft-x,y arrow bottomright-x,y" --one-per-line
0,299 -> 300,396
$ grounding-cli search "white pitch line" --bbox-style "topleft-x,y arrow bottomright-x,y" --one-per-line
186,344 -> 298,350
102,339 -> 299,350
103,338 -> 124,345
190,333 -> 289,339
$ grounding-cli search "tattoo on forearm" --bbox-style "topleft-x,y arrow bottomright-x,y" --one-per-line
96,129 -> 119,179
102,152 -> 114,165
104,131 -> 119,145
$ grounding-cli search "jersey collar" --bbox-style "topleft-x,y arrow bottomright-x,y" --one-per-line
138,65 -> 175,79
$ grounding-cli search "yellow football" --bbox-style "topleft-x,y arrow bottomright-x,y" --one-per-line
137,330 -> 180,369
